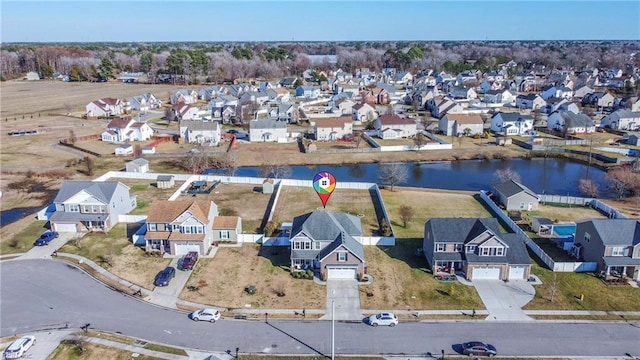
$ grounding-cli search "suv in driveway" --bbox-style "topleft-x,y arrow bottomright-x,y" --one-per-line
180,251 -> 199,270
154,266 -> 176,287
34,231 -> 59,246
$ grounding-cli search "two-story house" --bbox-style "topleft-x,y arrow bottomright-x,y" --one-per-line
296,85 -> 321,99
490,112 -> 534,136
547,111 -> 595,135
86,98 -> 124,117
352,103 -> 377,123
49,181 -> 136,233
315,116 -> 353,141
600,109 -> 640,131
483,89 -> 515,104
170,89 -> 198,105
179,119 -> 222,145
438,113 -> 484,137
144,200 -> 218,256
515,94 -> 546,110
423,218 -> 531,280
101,117 -> 154,143
572,219 -> 640,281
129,93 -> 162,113
374,114 -> 417,139
249,118 -> 288,142
290,211 -> 366,280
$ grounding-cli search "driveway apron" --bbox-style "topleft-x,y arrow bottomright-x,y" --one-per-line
473,279 -> 535,321
19,233 -> 77,260
147,257 -> 192,309
320,279 -> 362,321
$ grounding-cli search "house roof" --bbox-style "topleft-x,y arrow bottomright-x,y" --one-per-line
495,112 -> 534,123
53,181 -> 126,204
250,118 -> 287,129
553,111 -> 594,128
157,175 -> 174,182
129,158 -> 148,166
318,230 -> 365,262
578,219 -> 640,246
493,179 -> 538,199
426,218 -> 530,265
378,114 -> 415,126
213,216 -> 239,229
181,120 -> 220,131
107,117 -> 134,129
315,116 -> 352,128
445,113 -> 483,125
146,200 -> 214,224
291,211 -> 363,241
518,93 -> 542,101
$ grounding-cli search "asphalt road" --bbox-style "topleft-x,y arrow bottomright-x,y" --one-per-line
2,259 -> 640,358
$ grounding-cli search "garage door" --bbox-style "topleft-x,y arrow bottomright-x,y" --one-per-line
472,266 -> 501,280
509,266 -> 526,279
174,243 -> 201,256
54,223 -> 77,232
327,266 -> 357,280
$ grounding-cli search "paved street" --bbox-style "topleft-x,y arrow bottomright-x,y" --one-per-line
2,259 -> 640,358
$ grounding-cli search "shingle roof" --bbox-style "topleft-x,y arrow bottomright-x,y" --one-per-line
146,200 -> 214,224
250,118 -> 287,129
579,219 -> 640,246
53,181 -> 125,204
213,216 -> 239,229
378,114 -> 414,126
556,111 -> 594,128
493,179 -> 538,199
315,116 -> 352,128
495,112 -> 534,123
445,113 -> 483,125
107,117 -> 133,129
318,231 -> 365,262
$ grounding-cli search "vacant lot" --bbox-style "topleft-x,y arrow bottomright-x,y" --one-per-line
58,223 -> 170,290
272,186 -> 380,235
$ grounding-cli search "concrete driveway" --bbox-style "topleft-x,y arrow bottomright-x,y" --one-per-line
19,232 -> 77,260
147,257 -> 193,309
320,279 -> 362,321
473,279 -> 535,322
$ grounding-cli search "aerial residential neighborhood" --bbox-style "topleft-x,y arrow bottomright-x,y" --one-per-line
1,2 -> 639,359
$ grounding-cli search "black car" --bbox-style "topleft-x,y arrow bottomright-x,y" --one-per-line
462,341 -> 497,357
154,266 -> 176,287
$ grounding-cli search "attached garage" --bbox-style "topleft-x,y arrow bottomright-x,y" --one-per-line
509,266 -> 526,279
173,242 -> 202,256
53,223 -> 77,232
326,266 -> 357,280
472,266 -> 501,280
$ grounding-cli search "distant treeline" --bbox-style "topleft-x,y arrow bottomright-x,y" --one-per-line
1,40 -> 639,83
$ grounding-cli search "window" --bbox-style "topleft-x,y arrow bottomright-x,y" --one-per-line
173,224 -> 179,231
496,247 -> 504,256
338,252 -> 347,262
611,247 -> 625,256
83,205 -> 91,213
584,232 -> 591,242
466,245 -> 477,253
293,242 -> 301,250
304,242 -> 311,250
314,242 -> 321,250
68,204 -> 80,213
436,243 -> 446,252
148,223 -> 156,231
454,244 -> 463,252
219,231 -> 229,239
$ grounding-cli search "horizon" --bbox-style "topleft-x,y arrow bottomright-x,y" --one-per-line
1,1 -> 639,43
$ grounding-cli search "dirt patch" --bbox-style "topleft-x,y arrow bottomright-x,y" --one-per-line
180,244 -> 325,310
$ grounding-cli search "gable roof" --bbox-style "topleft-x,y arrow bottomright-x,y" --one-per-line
250,118 -> 287,129
495,112 -> 534,123
291,211 -> 363,241
445,113 -> 483,125
53,181 -> 126,204
494,179 -> 538,199
146,200 -> 214,224
378,114 -> 415,126
579,219 -> 640,246
318,230 -> 365,262
553,111 -> 594,128
315,116 -> 352,128
106,117 -> 134,129
213,216 -> 240,229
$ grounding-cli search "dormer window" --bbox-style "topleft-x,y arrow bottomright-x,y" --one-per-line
466,245 -> 477,253
436,243 -> 446,252
480,247 -> 505,256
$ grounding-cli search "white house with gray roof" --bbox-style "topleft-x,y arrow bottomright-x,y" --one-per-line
423,218 -> 531,280
493,180 -> 539,211
290,211 -> 366,280
490,112 -> 534,136
600,109 -> 640,131
249,118 -> 288,142
49,181 -> 136,233
547,111 -> 595,135
572,219 -> 640,281
179,120 -> 222,145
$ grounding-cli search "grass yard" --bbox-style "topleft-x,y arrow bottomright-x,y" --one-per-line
523,203 -> 607,223
361,239 -> 485,310
111,178 -> 184,214
58,223 -> 170,290
180,244 -> 326,309
381,188 -> 492,238
271,186 -> 380,235
0,219 -> 49,254
48,341 -> 165,360
524,261 -> 640,311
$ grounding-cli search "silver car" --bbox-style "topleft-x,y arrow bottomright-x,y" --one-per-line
4,335 -> 36,359
190,308 -> 221,323
367,312 -> 398,327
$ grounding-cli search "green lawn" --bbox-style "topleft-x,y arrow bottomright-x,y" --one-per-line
524,261 -> 640,311
0,220 -> 49,254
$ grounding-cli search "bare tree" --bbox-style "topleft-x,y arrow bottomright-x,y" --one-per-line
378,163 -> 408,191
354,133 -> 364,148
549,273 -> 559,303
133,144 -> 142,158
494,168 -> 521,183
183,149 -> 211,174
258,154 -> 292,179
84,156 -> 95,176
578,178 -> 599,198
413,131 -> 427,149
605,167 -> 637,199
398,205 -> 415,227
68,130 -> 77,145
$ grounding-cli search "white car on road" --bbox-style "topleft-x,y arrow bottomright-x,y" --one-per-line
190,308 -> 221,323
3,335 -> 36,359
367,312 -> 398,327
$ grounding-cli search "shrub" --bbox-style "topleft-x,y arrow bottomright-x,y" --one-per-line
305,269 -> 314,279
244,285 -> 256,295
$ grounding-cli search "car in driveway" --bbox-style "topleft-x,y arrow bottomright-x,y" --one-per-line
366,312 -> 398,327
462,341 -> 497,357
154,266 -> 176,287
34,231 -> 59,246
190,308 -> 221,323
180,251 -> 199,270
3,335 -> 36,359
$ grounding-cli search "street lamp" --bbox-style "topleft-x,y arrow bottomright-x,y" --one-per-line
331,300 -> 335,360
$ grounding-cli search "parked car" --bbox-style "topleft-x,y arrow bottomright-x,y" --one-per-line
367,312 -> 398,327
180,251 -> 199,270
34,231 -> 59,246
462,341 -> 497,357
154,266 -> 176,287
3,335 -> 36,359
190,308 -> 221,323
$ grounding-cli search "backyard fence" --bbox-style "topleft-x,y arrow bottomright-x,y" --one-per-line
539,194 -> 594,206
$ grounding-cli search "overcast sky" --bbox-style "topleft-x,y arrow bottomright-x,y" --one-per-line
2,0 -> 639,42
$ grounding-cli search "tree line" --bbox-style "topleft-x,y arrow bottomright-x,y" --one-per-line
2,41 -> 639,82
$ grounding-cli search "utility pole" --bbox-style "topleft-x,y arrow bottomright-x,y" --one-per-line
331,299 -> 335,360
